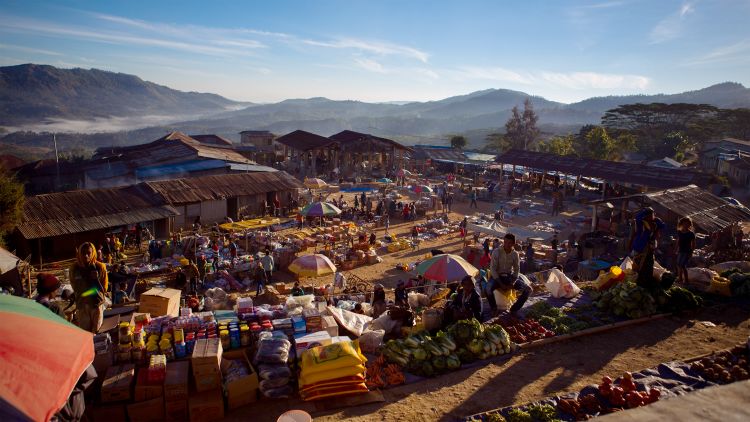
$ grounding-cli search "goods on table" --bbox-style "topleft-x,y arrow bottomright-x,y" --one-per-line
523,302 -> 592,334
689,344 -> 749,383
298,340 -> 368,401
592,281 -> 657,319
380,319 -> 515,378
496,317 -> 555,344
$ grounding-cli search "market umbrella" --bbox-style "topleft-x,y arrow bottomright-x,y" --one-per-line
415,253 -> 478,283
377,178 -> 393,184
300,201 -> 342,217
413,185 -> 433,194
304,178 -> 328,189
0,295 -> 94,422
397,169 -> 412,177
288,254 -> 337,278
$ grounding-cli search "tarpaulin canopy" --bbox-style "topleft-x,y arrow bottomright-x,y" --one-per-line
0,247 -> 20,275
467,221 -> 554,242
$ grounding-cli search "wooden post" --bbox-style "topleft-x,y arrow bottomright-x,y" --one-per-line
38,239 -> 42,272
592,205 -> 598,232
27,266 -> 32,298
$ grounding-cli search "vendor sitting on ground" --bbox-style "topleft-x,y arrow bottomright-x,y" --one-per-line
372,283 -> 387,318
353,303 -> 365,314
291,282 -> 305,296
35,273 -> 63,317
394,280 -> 408,307
113,281 -> 130,305
447,276 -> 482,322
488,233 -> 532,315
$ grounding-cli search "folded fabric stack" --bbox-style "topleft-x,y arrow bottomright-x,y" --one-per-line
298,340 -> 368,401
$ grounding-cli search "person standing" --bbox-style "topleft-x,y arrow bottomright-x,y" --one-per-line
487,233 -> 531,315
628,207 -> 665,286
675,217 -> 696,284
470,188 -> 478,209
70,242 -> 108,333
261,249 -> 274,284
447,194 -> 454,213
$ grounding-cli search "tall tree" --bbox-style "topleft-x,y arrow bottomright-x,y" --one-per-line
0,170 -> 25,248
450,135 -> 468,149
537,135 -> 575,156
482,133 -> 511,153
574,126 -> 635,161
503,99 -> 540,150
716,108 -> 750,140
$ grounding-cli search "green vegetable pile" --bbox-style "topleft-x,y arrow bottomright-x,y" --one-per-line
722,269 -> 750,297
381,319 -> 516,377
524,302 -> 592,334
527,404 -> 562,422
593,281 -> 703,319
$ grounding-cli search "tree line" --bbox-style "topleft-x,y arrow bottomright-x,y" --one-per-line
482,100 -> 750,162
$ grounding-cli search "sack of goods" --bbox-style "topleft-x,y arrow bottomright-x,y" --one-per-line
298,340 -> 368,401
254,332 -> 294,398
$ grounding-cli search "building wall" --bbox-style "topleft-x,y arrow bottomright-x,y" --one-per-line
200,199 -> 227,224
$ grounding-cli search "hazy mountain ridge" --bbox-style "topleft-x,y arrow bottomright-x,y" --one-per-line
1,64 -> 749,153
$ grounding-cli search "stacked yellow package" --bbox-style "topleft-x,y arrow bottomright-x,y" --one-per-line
298,340 -> 368,401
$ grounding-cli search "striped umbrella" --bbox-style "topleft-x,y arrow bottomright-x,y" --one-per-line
377,178 -> 393,184
288,254 -> 337,278
300,201 -> 342,217
413,185 -> 434,194
304,178 -> 328,189
0,295 -> 94,422
415,253 -> 478,282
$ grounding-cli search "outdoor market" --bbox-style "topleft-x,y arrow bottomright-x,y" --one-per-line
2,152 -> 750,422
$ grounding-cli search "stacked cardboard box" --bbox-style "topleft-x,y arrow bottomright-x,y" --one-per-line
191,338 -> 223,392
302,308 -> 322,332
163,361 -> 189,422
100,364 -> 135,403
221,348 -> 259,410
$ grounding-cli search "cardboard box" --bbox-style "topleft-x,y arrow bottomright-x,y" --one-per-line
164,361 -> 189,402
188,389 -> 224,422
293,331 -> 331,358
88,403 -> 126,422
274,282 -> 288,294
139,288 -> 181,317
100,364 -> 135,403
164,399 -> 188,422
192,338 -> 223,392
126,396 -> 164,422
322,315 -> 339,337
135,369 -> 164,402
221,348 -> 259,410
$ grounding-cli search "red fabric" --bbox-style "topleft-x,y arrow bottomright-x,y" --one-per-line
0,312 -> 94,422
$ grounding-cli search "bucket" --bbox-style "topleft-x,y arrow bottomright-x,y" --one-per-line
422,308 -> 443,331
277,410 -> 312,422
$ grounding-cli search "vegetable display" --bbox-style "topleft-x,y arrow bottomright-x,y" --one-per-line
592,281 -> 703,319
689,344 -> 749,383
365,354 -> 405,389
496,317 -> 555,344
558,373 -> 662,420
524,302 -> 593,334
720,268 -> 750,297
380,319 -> 516,377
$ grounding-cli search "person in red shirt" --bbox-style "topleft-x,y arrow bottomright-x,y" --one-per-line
479,250 -> 492,270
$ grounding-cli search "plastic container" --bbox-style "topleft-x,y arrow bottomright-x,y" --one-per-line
240,325 -> 251,346
220,330 -> 231,349
277,410 -> 312,422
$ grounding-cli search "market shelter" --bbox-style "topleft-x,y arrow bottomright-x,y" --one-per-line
14,185 -> 178,263
496,149 -> 712,190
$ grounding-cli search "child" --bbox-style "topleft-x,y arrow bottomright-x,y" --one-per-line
113,282 -> 129,305
676,217 -> 696,284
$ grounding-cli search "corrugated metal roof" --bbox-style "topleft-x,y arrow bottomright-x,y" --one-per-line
592,185 -> 750,233
412,146 -> 468,162
275,130 -> 336,151
135,159 -> 228,179
329,130 -> 414,152
143,171 -> 302,204
18,186 -> 178,239
497,149 -> 711,189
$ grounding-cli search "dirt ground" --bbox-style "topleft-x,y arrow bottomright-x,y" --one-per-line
224,188 -> 750,422
231,304 -> 749,422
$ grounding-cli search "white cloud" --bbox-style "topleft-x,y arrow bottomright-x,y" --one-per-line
453,66 -> 533,84
303,37 -> 429,63
540,71 -> 650,90
354,58 -> 386,73
0,43 -> 62,56
650,1 -> 695,44
683,39 -> 750,66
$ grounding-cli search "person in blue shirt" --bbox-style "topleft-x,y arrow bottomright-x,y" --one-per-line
629,207 -> 665,286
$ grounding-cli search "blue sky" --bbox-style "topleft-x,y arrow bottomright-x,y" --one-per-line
1,0 -> 749,103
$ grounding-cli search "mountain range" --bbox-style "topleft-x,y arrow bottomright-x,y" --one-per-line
1,64 -> 750,150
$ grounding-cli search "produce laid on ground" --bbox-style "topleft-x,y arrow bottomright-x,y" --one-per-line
689,344 -> 749,383
523,302 -> 598,334
464,342 -> 750,422
365,354 -> 405,389
591,281 -> 703,319
495,316 -> 555,344
377,319 -> 516,379
717,268 -> 750,297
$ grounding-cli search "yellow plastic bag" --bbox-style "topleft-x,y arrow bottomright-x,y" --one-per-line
493,289 -> 517,311
300,340 -> 367,379
707,277 -> 732,297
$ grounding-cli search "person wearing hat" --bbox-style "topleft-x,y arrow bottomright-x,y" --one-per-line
394,280 -> 408,307
372,284 -> 387,318
35,273 -> 63,317
70,242 -> 108,333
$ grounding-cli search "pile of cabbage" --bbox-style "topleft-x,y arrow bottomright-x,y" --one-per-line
381,318 -> 516,377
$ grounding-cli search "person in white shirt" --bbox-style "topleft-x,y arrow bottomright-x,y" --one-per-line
487,233 -> 532,315
260,249 -> 274,283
